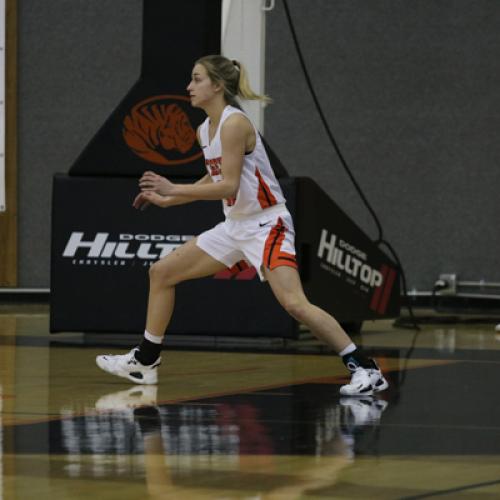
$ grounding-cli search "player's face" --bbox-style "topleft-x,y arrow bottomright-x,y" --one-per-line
187,64 -> 220,108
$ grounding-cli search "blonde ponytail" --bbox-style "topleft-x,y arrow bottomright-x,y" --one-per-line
196,55 -> 272,105
234,60 -> 272,104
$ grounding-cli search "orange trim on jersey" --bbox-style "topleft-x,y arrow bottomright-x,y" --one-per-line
263,218 -> 298,271
255,167 -> 278,209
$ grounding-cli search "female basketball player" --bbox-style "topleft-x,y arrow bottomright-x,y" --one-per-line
96,55 -> 388,396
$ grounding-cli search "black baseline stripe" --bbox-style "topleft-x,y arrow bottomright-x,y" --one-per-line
399,478 -> 500,500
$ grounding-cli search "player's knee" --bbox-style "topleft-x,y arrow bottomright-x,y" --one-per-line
149,261 -> 179,287
281,295 -> 308,321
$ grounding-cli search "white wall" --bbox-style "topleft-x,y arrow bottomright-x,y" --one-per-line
0,0 -> 6,212
222,0 -> 272,133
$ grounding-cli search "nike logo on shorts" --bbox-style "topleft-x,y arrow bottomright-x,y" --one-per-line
259,221 -> 271,227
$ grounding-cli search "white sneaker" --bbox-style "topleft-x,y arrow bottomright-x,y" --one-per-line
339,367 -> 373,396
368,361 -> 389,393
96,348 -> 160,385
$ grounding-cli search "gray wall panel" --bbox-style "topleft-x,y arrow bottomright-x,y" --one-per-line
18,0 -> 141,286
265,0 -> 500,290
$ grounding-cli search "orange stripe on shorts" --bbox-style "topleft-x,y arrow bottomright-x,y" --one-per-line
263,218 -> 298,271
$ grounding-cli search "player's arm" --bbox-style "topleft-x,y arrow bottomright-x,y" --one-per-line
133,173 -> 211,209
133,126 -> 210,210
152,114 -> 248,201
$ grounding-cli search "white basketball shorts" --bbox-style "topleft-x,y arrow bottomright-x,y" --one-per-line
196,205 -> 298,281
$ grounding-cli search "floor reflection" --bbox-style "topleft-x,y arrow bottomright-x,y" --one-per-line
45,384 -> 391,498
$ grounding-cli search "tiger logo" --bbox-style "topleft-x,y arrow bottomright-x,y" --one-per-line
123,95 -> 203,165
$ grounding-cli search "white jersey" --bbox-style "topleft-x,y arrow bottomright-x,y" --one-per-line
199,105 -> 286,218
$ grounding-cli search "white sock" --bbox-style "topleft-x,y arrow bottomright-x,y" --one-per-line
144,330 -> 163,344
338,343 -> 357,357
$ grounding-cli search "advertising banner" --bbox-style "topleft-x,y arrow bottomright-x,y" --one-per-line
50,175 -> 296,336
295,178 -> 400,322
51,175 -> 399,336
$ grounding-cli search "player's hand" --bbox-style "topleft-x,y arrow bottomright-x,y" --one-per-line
133,191 -> 171,209
139,171 -> 175,195
133,192 -> 151,210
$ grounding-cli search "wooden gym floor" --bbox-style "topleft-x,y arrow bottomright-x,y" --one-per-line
1,304 -> 500,499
